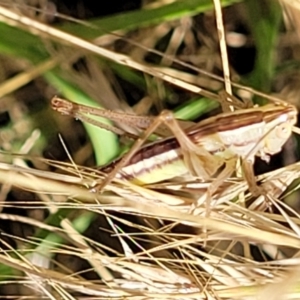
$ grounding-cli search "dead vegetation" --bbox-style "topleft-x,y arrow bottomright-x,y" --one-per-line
0,0 -> 299,299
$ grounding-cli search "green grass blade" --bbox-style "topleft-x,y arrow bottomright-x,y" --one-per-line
59,0 -> 242,39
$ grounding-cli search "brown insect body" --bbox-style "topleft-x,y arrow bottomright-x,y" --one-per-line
96,103 -> 297,184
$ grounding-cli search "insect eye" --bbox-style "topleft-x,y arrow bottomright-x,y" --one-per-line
276,123 -> 292,139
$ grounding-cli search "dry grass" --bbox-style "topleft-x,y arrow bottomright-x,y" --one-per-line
0,0 -> 299,299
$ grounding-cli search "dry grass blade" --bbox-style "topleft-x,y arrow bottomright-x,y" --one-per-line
0,1 -> 300,299
0,158 -> 299,298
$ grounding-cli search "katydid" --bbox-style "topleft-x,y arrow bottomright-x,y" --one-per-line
51,96 -> 297,198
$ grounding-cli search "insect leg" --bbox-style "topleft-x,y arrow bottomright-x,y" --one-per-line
52,96 -> 134,137
192,158 -> 237,216
52,96 -> 183,138
242,159 -> 264,197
